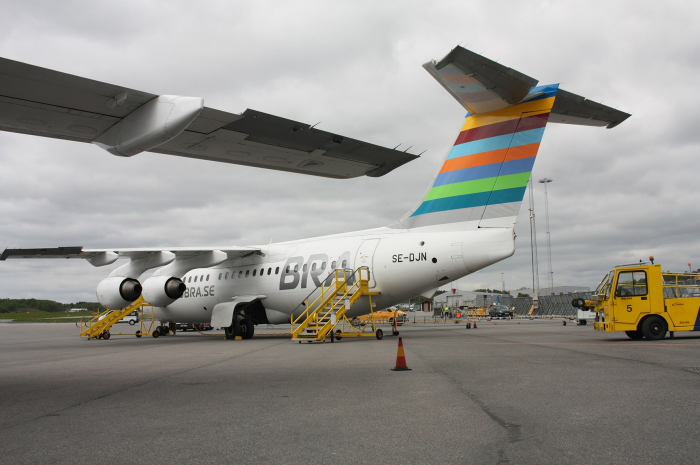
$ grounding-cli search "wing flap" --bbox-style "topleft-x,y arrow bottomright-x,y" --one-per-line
151,108 -> 418,179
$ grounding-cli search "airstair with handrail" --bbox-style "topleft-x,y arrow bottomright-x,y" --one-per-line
78,296 -> 147,339
291,267 -> 380,342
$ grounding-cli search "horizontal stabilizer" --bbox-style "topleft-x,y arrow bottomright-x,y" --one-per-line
425,46 -> 630,128
550,89 -> 630,128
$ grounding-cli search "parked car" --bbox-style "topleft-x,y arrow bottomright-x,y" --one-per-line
119,311 -> 139,325
488,305 -> 514,319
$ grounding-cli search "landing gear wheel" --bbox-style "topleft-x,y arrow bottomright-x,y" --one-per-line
155,325 -> 163,336
562,320 -> 567,326
240,318 -> 254,340
135,330 -> 142,338
392,330 -> 400,336
102,331 -> 110,340
625,330 -> 644,340
129,320 -> 136,326
224,325 -> 235,340
161,326 -> 170,336
376,328 -> 384,340
335,329 -> 342,341
642,316 -> 667,340
580,319 -> 587,325
152,330 -> 159,338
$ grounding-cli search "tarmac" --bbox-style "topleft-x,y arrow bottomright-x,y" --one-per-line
1,318 -> 699,464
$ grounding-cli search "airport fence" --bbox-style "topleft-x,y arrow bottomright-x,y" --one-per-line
505,292 -> 595,317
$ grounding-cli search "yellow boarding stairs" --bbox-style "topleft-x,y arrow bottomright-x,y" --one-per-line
79,296 -> 147,339
291,267 -> 380,343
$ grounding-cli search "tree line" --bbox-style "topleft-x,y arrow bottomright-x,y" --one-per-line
0,298 -> 101,313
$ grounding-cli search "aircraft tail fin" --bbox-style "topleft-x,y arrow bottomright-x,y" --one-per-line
391,46 -> 629,231
394,85 -> 557,230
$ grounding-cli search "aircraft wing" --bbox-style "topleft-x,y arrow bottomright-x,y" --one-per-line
0,57 -> 417,179
424,46 -> 630,128
0,246 -> 260,264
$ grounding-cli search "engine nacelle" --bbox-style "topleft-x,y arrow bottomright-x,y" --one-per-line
142,276 -> 186,307
96,277 -> 142,310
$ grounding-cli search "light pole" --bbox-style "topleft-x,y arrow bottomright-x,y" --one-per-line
501,272 -> 505,293
528,176 -> 540,306
538,178 -> 553,295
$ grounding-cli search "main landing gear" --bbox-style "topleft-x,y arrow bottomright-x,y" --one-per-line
225,317 -> 255,340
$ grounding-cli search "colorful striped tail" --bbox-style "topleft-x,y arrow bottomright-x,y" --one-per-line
394,84 -> 559,230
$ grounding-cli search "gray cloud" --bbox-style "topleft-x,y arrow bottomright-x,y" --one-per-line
1,0 -> 699,302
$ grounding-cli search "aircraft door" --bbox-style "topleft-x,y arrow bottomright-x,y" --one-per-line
354,239 -> 380,288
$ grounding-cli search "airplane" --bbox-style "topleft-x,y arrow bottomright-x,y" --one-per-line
0,46 -> 630,340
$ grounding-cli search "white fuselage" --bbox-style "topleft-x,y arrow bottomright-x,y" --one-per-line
152,226 -> 515,324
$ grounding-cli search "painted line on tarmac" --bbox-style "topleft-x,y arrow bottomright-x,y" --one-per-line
409,341 -> 700,347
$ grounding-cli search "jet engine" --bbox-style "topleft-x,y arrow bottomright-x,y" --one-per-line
96,277 -> 142,310
141,276 -> 186,307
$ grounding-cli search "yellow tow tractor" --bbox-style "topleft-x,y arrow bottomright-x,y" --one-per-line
573,261 -> 700,340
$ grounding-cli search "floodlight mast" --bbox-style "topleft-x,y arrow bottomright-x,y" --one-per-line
528,176 -> 540,307
539,178 -> 554,295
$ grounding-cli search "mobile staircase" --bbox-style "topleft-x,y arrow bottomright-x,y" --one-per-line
79,296 -> 146,340
291,267 -> 381,343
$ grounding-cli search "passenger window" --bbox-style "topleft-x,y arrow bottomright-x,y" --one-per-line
206,275 -> 210,281
303,264 -> 307,272
200,275 -> 204,282
245,270 -> 249,277
276,267 -> 280,274
188,276 -> 192,283
616,271 -> 648,296
312,263 -> 317,271
342,260 -> 347,268
260,268 -> 264,276
238,271 -> 242,278
331,261 -> 336,269
286,266 -> 290,273
194,276 -> 198,283
225,272 -> 229,279
218,273 -> 222,280
294,264 -> 299,272
253,269 -> 257,276
321,262 -> 326,270
268,268 -> 271,275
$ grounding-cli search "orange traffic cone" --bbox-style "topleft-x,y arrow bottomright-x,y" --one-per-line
391,337 -> 412,371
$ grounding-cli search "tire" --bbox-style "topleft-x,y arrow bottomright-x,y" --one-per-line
625,330 -> 644,339
135,331 -> 142,338
129,320 -> 136,326
562,320 -> 567,326
376,328 -> 384,340
642,316 -> 667,340
152,330 -> 159,338
102,331 -> 111,340
580,319 -> 587,326
240,318 -> 254,339
392,330 -> 399,336
335,329 -> 342,341
224,324 -> 235,340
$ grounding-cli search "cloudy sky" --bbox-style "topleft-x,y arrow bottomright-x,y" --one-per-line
1,0 -> 699,303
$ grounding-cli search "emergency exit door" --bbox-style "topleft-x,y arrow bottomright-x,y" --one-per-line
354,239 -> 379,288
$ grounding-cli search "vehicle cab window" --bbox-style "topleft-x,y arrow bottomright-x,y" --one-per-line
616,271 -> 648,296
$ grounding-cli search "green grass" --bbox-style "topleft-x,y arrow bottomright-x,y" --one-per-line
0,311 -> 97,322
